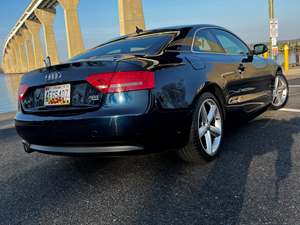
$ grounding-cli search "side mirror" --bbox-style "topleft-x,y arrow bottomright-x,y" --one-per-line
253,44 -> 268,55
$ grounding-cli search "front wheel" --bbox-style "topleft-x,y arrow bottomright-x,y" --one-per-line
177,92 -> 224,163
270,73 -> 289,110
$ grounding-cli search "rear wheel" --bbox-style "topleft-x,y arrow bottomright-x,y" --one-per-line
270,73 -> 289,110
177,92 -> 224,163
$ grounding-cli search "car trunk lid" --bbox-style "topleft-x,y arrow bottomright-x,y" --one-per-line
19,55 -> 155,115
20,59 -> 118,114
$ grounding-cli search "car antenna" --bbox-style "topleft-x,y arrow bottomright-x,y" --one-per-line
136,26 -> 143,34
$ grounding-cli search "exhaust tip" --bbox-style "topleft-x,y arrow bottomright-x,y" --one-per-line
22,141 -> 34,154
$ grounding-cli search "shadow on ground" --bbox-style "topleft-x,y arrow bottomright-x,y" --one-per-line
0,114 -> 299,225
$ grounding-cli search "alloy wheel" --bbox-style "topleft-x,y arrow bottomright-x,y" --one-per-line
272,76 -> 288,107
197,99 -> 222,156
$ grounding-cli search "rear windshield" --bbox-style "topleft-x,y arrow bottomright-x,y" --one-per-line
71,34 -> 174,61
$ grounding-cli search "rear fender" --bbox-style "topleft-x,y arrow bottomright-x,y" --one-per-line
192,82 -> 227,120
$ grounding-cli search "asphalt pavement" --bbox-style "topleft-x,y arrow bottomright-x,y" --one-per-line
0,76 -> 300,225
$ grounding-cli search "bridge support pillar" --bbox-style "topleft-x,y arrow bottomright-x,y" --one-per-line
15,35 -> 28,73
2,55 -> 6,73
6,53 -> 13,74
7,55 -> 12,73
4,52 -> 12,74
118,0 -> 145,35
2,55 -> 8,74
6,51 -> 13,73
8,44 -> 17,73
35,9 -> 59,65
2,54 -> 6,73
25,20 -> 44,69
12,38 -> 23,73
5,58 -> 10,74
58,0 -> 85,58
21,28 -> 35,72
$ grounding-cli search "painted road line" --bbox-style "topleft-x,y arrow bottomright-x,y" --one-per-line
0,121 -> 14,130
279,108 -> 300,113
0,124 -> 14,130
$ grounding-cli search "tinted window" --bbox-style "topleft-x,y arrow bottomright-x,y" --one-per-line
71,34 -> 173,61
213,29 -> 249,55
192,30 -> 224,53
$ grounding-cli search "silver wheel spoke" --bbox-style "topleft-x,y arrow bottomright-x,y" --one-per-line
212,136 -> 221,151
277,81 -> 285,92
273,96 -> 279,105
207,105 -> 217,124
278,87 -> 286,92
205,131 -> 212,154
274,77 -> 279,90
198,126 -> 207,138
200,105 -> 208,122
210,125 -> 221,137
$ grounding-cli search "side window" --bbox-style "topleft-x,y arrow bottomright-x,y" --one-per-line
213,29 -> 249,55
192,30 -> 224,53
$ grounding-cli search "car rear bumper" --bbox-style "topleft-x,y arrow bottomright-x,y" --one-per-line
16,110 -> 193,155
23,140 -> 143,155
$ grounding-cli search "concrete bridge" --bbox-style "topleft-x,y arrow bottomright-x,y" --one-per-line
1,0 -> 145,74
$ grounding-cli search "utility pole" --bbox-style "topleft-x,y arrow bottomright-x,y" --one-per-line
268,0 -> 274,20
268,0 -> 274,58
268,0 -> 274,55
268,0 -> 278,59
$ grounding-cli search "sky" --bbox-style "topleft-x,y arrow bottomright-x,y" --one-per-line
0,0 -> 300,62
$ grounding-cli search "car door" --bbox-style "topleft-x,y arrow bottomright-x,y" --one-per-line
212,29 -> 273,113
186,28 -> 244,107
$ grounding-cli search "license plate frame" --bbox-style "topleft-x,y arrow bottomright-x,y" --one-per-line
44,84 -> 71,106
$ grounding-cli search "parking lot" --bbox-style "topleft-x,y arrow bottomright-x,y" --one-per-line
0,75 -> 300,225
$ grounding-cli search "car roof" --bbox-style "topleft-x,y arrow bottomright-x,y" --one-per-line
93,24 -> 229,50
126,24 -> 227,36
145,24 -> 223,32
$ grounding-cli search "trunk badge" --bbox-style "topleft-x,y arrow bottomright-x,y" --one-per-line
45,71 -> 62,82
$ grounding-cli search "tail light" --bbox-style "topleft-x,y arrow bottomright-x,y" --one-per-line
18,84 -> 29,101
86,71 -> 155,94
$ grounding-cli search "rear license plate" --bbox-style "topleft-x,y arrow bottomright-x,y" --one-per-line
44,84 -> 71,106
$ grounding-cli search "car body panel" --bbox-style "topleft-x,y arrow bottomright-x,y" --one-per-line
15,24 -> 281,155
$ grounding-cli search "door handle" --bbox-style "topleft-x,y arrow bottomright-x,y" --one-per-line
238,64 -> 245,74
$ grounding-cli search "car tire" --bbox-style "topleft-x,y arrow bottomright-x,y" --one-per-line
270,72 -> 289,110
177,92 -> 224,163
